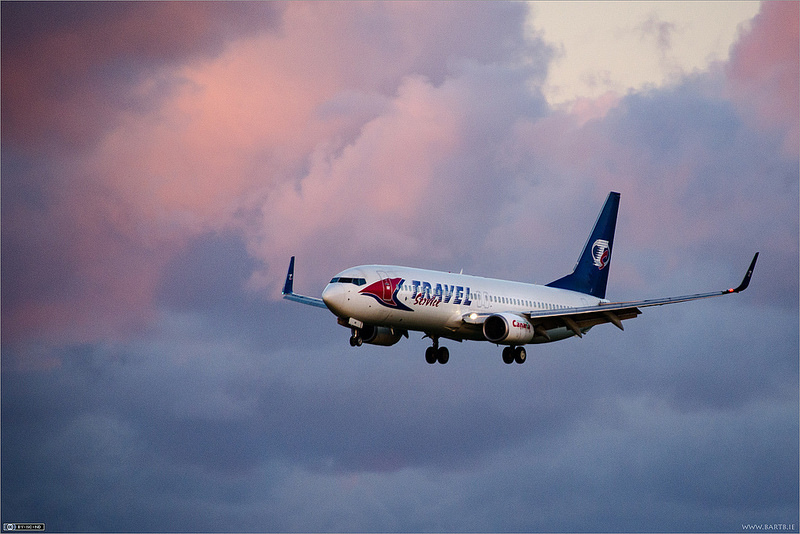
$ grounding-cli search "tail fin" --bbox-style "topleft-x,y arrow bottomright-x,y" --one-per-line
546,191 -> 620,299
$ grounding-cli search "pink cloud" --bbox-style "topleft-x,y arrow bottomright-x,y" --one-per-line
568,92 -> 623,126
726,1 -> 799,156
250,74 -> 468,287
3,2 -> 535,346
2,186 -> 169,348
1,2 -> 279,152
64,3 -> 540,293
4,1 -> 794,353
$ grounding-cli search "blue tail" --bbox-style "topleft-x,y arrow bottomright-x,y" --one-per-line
546,191 -> 620,299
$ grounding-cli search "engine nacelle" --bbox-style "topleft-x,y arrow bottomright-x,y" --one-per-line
483,313 -> 535,344
360,325 -> 404,346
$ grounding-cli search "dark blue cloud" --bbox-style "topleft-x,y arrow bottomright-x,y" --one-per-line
157,231 -> 260,313
3,308 -> 796,532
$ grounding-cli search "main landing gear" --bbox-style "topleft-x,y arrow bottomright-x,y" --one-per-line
424,336 -> 449,364
502,346 -> 527,364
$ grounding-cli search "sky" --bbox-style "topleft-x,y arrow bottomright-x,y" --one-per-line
1,1 -> 798,532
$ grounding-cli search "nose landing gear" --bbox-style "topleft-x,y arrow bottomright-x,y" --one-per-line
349,328 -> 363,347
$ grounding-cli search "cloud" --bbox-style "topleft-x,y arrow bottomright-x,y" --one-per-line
726,1 -> 799,156
637,14 -> 678,55
249,63 -> 550,289
2,2 -> 797,532
1,160 -> 167,346
2,1 -> 547,345
502,77 -> 797,307
3,304 -> 796,531
1,2 -> 281,153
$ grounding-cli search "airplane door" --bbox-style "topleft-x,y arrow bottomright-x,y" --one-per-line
377,271 -> 392,301
372,270 -> 393,320
484,291 -> 491,310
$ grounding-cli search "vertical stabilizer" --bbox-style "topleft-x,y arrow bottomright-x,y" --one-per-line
546,192 -> 620,299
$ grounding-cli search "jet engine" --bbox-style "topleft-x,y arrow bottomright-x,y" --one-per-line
483,313 -> 535,344
360,325 -> 404,346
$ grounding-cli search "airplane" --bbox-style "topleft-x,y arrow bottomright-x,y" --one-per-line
282,191 -> 758,364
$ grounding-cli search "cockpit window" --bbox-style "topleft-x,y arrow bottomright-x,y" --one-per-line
329,277 -> 366,286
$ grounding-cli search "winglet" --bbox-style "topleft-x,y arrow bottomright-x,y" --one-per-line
730,252 -> 759,293
283,256 -> 296,295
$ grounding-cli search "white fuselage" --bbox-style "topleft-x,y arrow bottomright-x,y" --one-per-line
321,265 -> 606,343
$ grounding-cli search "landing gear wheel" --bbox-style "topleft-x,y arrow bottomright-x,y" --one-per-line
424,335 -> 444,365
350,335 -> 362,347
502,346 -> 514,364
514,346 -> 527,364
425,346 -> 437,364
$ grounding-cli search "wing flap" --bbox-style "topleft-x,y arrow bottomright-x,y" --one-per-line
520,289 -> 738,330
517,253 -> 758,332
523,306 -> 642,332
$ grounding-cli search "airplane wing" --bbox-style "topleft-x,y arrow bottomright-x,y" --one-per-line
464,253 -> 759,339
282,256 -> 328,309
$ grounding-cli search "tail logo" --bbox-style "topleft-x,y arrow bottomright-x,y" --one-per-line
591,239 -> 610,270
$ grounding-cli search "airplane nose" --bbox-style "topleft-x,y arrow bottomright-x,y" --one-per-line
322,283 -> 346,314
